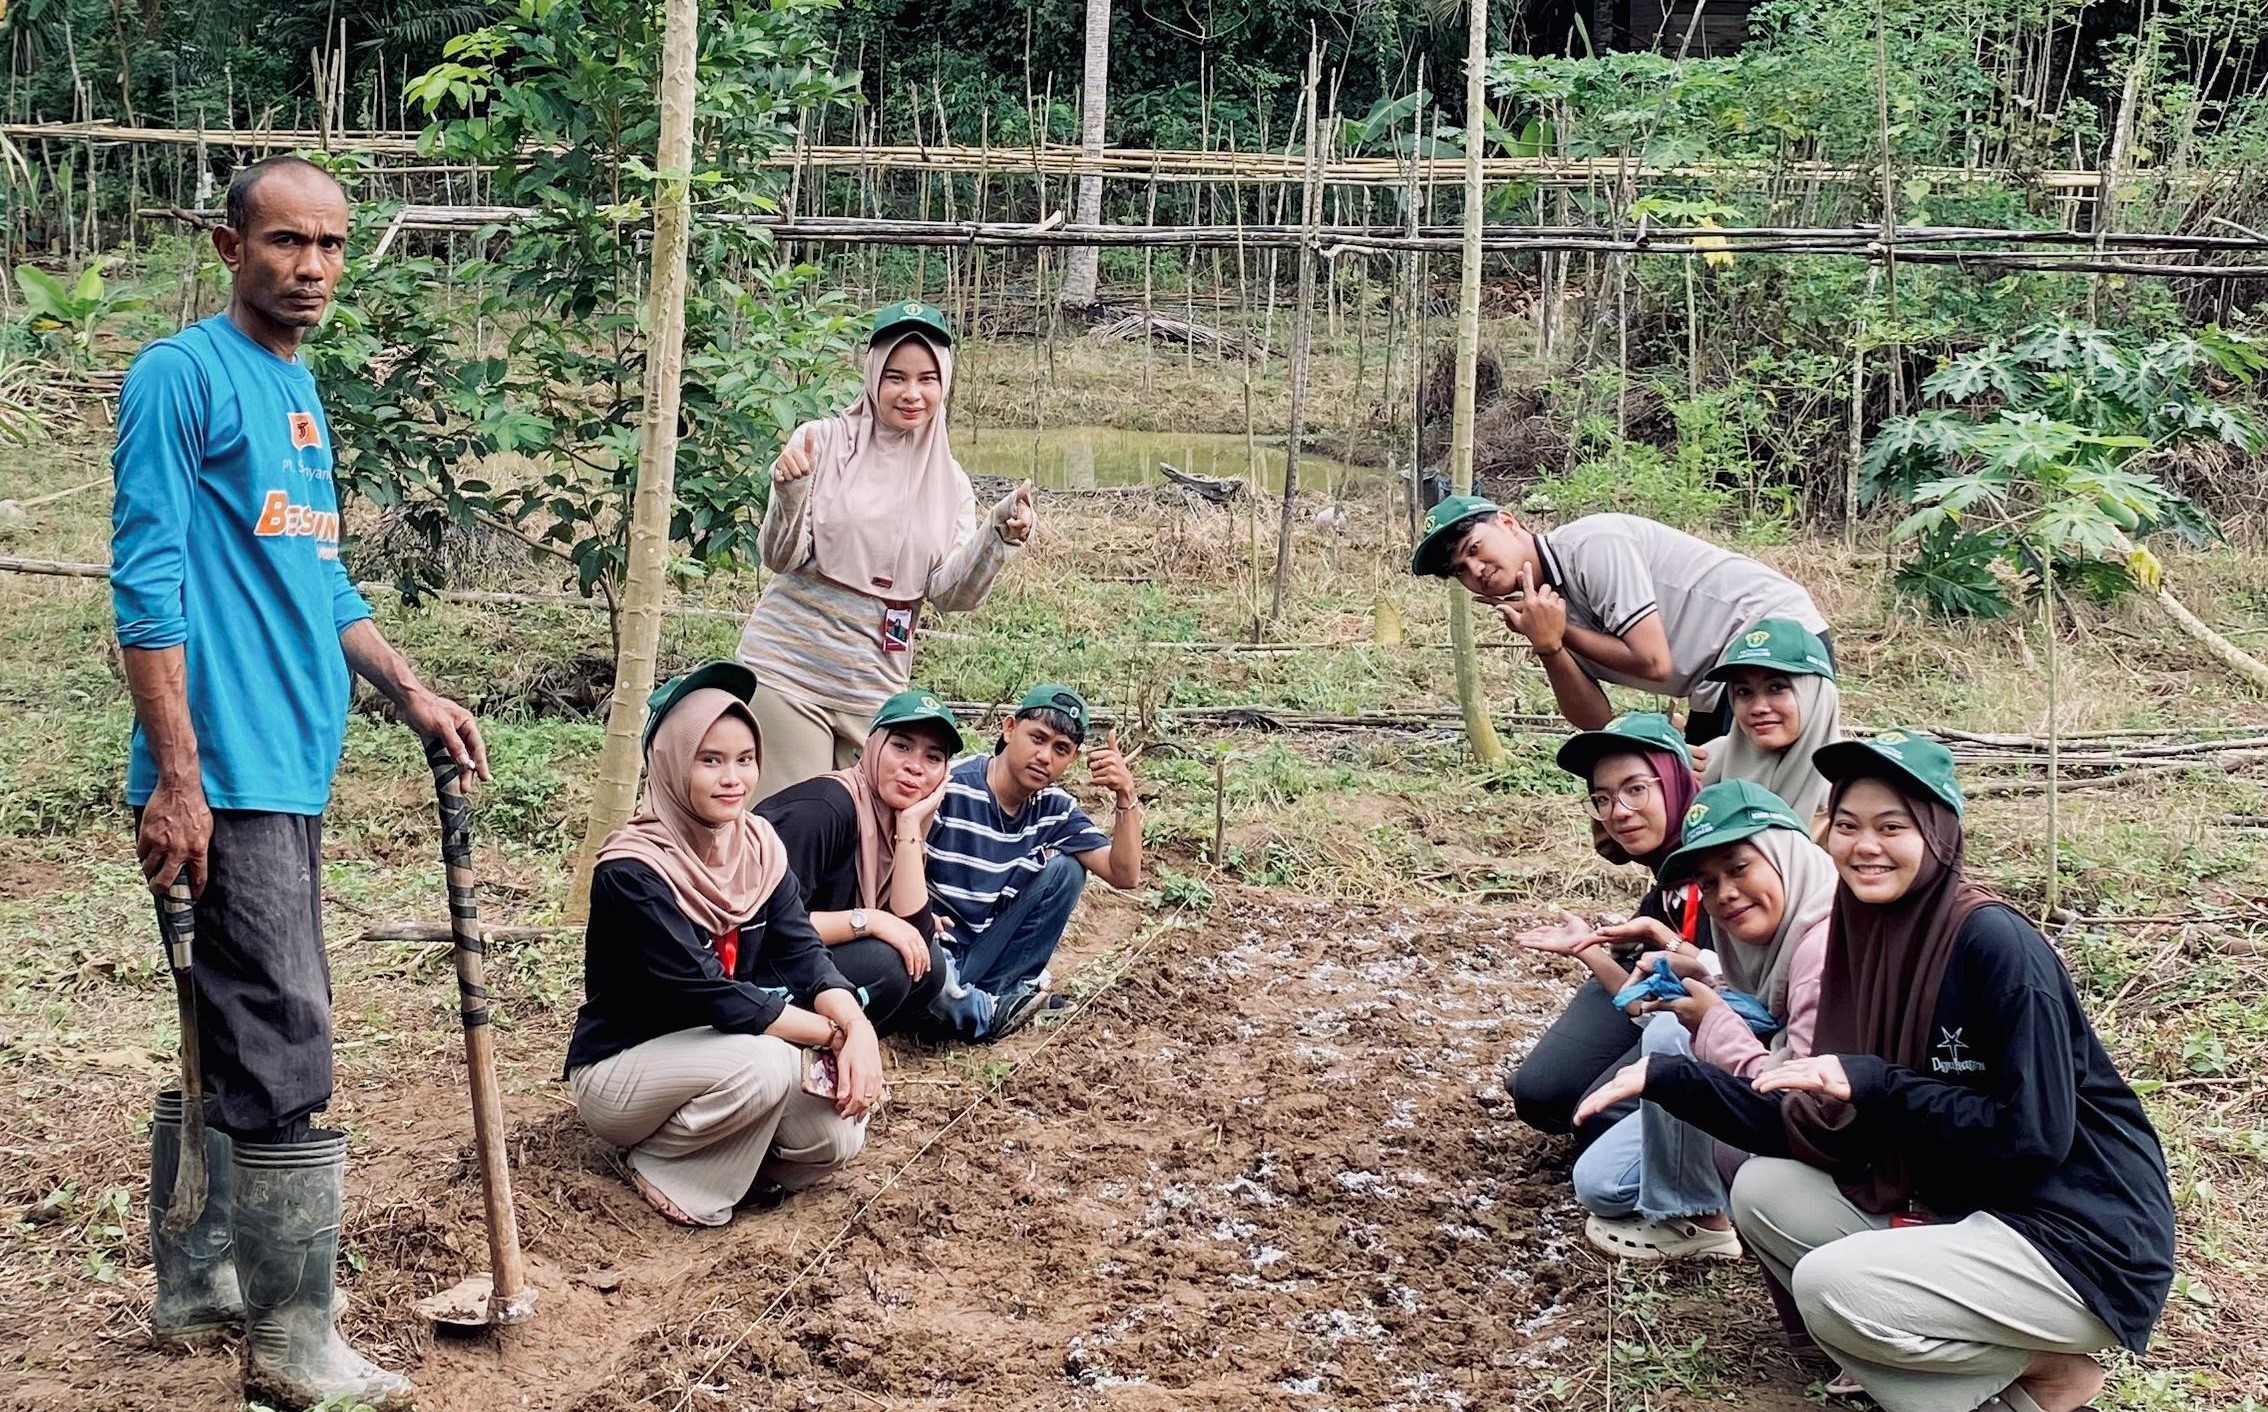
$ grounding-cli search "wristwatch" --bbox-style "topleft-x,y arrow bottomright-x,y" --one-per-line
849,908 -> 870,938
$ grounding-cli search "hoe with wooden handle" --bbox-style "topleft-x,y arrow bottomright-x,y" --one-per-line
157,874 -> 207,1236
414,738 -> 538,1328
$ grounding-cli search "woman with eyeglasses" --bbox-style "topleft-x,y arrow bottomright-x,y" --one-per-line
1504,712 -> 1705,1149
1580,732 -> 2172,1412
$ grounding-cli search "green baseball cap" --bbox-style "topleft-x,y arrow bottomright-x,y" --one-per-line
1409,494 -> 1503,577
870,298 -> 953,347
1555,711 -> 1695,781
1011,683 -> 1091,740
1705,618 -> 1836,684
1813,728 -> 1965,817
870,687 -> 965,753
1657,779 -> 1810,883
644,660 -> 758,755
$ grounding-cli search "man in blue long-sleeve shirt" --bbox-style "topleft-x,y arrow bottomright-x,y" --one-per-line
112,155 -> 484,1411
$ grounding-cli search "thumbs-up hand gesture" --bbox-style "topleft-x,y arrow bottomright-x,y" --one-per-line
1000,480 -> 1037,545
773,423 -> 820,485
1088,728 -> 1137,810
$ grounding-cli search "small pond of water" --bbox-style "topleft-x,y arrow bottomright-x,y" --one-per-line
954,424 -> 1380,495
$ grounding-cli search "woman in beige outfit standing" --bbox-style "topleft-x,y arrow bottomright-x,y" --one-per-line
739,301 -> 1035,799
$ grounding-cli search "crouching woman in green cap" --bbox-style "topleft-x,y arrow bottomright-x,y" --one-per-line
565,664 -> 885,1226
1579,732 -> 2174,1412
756,688 -> 966,1037
1569,779 -> 1836,1264
741,301 -> 1037,800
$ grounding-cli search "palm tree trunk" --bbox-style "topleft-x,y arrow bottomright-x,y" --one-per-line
563,0 -> 698,921
1060,0 -> 1111,308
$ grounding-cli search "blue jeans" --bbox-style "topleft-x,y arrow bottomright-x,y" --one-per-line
928,853 -> 1087,1037
1571,1013 -> 1727,1221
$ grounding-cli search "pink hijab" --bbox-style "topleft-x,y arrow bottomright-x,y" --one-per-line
820,729 -> 900,912
599,688 -> 788,939
805,331 -> 969,599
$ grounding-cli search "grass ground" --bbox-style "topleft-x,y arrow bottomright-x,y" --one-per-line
3,346 -> 2267,1410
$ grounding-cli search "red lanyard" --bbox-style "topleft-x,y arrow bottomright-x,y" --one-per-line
1677,882 -> 1700,944
713,927 -> 740,976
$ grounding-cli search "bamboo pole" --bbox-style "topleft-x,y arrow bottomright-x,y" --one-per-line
563,0 -> 700,923
1450,0 -> 1506,767
1270,43 -> 1322,620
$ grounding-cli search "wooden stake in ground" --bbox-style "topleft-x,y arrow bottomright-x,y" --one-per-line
1447,0 -> 1507,767
1270,43 -> 1321,620
565,0 -> 699,920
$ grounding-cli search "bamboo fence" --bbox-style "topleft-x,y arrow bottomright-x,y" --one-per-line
0,121 -> 2159,193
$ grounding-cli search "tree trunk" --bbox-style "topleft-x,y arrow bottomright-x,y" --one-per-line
1059,0 -> 1110,308
1449,0 -> 1506,767
2151,585 -> 2268,694
563,0 -> 699,922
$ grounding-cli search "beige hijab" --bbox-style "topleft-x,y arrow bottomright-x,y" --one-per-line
1707,824 -> 1837,1027
599,688 -> 788,939
1702,672 -> 1842,823
820,728 -> 900,912
805,331 -> 970,599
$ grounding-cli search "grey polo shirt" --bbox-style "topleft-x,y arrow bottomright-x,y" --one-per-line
1535,514 -> 1826,706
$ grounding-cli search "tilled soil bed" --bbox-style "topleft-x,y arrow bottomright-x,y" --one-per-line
4,884 -> 1819,1411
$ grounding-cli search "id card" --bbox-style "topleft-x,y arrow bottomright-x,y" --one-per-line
879,602 -> 915,654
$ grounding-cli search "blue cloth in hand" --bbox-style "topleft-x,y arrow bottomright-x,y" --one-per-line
1614,958 -> 1786,1040
1612,956 -> 1689,1011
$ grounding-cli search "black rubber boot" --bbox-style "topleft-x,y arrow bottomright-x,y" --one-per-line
231,1130 -> 415,1411
149,1089 -> 243,1344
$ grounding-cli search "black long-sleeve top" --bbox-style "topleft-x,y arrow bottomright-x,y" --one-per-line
1646,903 -> 2174,1352
754,776 -> 937,934
563,858 -> 853,1073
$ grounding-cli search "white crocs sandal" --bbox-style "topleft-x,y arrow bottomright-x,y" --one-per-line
1583,1212 -> 1744,1261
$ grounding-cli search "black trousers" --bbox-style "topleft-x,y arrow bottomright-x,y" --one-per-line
753,936 -> 948,1039
145,809 -> 334,1138
1507,978 -> 1644,1151
1684,627 -> 1838,745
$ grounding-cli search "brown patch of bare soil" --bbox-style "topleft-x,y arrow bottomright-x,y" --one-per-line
3,888 -> 1822,1411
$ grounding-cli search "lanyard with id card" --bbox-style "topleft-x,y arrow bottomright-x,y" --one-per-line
879,600 -> 916,654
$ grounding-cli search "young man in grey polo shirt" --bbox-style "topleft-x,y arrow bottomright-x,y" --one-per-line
1411,497 -> 1830,741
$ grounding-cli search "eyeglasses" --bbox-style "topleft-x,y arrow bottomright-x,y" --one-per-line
1585,777 -> 1662,819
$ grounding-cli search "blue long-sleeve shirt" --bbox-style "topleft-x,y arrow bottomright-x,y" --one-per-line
110,313 -> 372,815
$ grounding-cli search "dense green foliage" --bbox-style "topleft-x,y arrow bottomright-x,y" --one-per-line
307,0 -> 860,607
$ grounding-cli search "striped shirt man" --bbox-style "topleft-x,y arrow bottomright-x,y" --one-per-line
927,754 -> 1110,938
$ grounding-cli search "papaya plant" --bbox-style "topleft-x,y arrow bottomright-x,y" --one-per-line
1863,324 -> 2266,619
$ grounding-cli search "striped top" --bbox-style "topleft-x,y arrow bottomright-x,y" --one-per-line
738,472 -> 1022,713
927,755 -> 1109,937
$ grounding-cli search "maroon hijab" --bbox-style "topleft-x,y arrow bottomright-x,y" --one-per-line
1782,772 -> 1999,1212
1590,748 -> 1699,877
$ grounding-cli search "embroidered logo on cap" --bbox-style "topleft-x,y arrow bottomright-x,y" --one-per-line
920,694 -> 943,711
1744,630 -> 1770,648
1684,803 -> 1709,828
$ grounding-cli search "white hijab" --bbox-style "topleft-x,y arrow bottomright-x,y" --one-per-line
1702,672 -> 1842,824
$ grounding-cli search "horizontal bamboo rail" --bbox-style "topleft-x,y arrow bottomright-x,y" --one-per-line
129,205 -> 2268,278
7,121 -> 2148,193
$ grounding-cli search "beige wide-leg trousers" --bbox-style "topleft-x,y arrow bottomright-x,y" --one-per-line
570,1028 -> 865,1226
748,690 -> 873,802
1731,1157 -> 2117,1412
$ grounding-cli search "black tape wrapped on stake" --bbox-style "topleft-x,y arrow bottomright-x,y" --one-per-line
425,736 -> 492,1029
